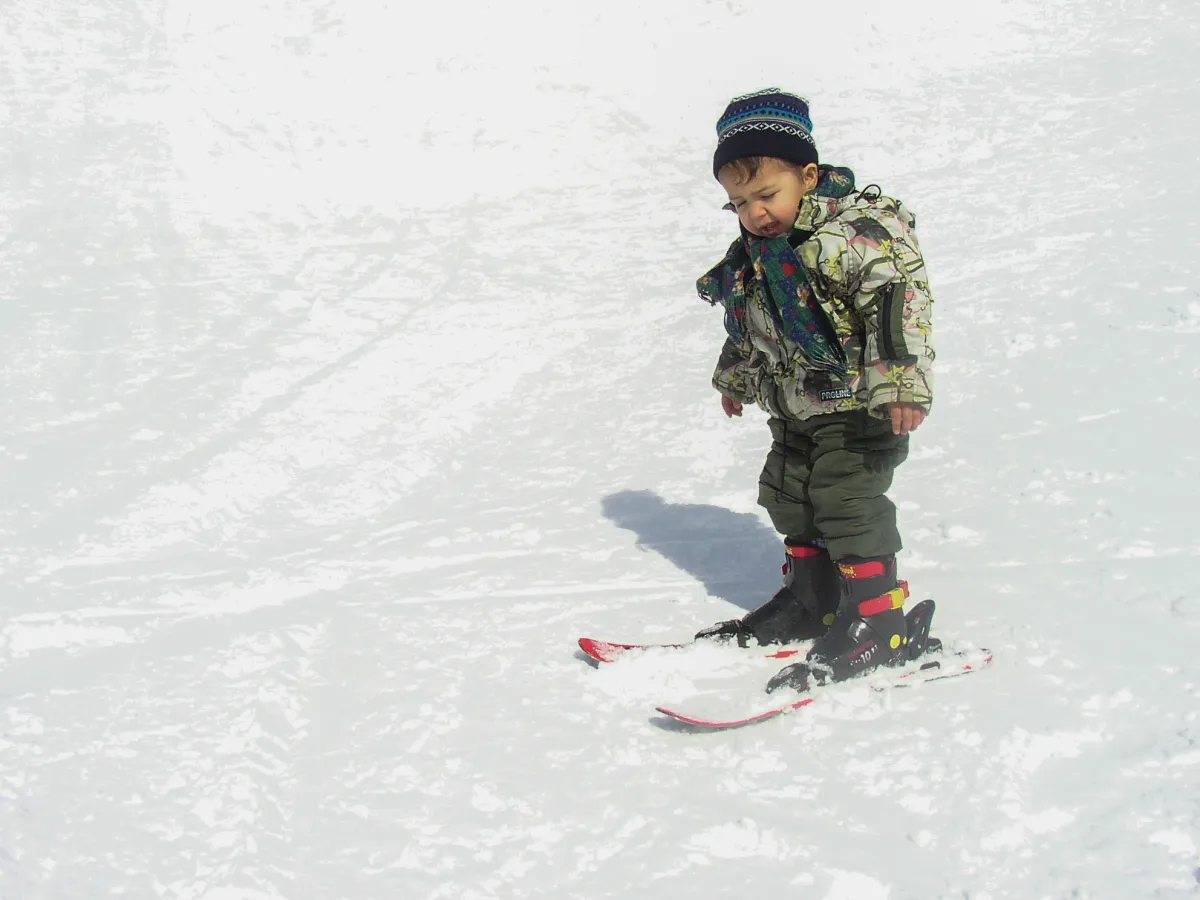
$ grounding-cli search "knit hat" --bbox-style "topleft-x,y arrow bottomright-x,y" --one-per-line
712,88 -> 818,179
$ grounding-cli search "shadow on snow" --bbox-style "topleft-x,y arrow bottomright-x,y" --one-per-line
600,489 -> 782,613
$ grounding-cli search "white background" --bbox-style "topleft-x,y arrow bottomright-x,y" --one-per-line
1,0 -> 1198,897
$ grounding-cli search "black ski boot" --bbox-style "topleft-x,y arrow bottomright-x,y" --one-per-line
695,542 -> 840,648
765,555 -> 909,692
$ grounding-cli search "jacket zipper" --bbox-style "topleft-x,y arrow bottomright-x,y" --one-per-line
879,283 -> 917,364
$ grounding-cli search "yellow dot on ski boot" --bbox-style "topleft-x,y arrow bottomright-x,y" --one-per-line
890,634 -> 902,650
822,613 -> 836,626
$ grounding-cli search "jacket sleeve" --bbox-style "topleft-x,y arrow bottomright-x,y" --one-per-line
822,206 -> 935,416
712,335 -> 759,405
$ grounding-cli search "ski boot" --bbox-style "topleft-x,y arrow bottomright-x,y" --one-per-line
695,542 -> 840,648
765,555 -> 909,693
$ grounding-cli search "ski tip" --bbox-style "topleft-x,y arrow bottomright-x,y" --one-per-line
578,637 -> 618,663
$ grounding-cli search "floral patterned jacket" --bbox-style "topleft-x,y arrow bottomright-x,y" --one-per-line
698,167 -> 935,421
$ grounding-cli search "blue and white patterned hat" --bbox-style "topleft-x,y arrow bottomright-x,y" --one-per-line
712,88 -> 819,179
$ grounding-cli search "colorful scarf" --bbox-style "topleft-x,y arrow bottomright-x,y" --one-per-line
698,166 -> 857,379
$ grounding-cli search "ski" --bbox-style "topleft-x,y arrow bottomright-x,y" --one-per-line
577,636 -> 807,665
654,645 -> 993,730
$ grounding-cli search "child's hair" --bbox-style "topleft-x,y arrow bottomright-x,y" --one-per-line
718,156 -> 812,184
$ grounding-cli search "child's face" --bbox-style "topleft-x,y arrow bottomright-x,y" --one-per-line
718,159 -> 818,238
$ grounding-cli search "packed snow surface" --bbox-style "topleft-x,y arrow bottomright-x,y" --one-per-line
1,0 -> 1198,898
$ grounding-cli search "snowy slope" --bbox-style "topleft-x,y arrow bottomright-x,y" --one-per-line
1,0 -> 1198,898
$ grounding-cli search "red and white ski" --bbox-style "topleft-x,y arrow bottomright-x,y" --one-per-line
654,646 -> 993,730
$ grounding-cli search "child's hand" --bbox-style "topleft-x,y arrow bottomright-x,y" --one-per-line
885,402 -> 926,435
721,395 -> 744,418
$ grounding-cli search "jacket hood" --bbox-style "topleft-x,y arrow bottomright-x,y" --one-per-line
792,165 -> 858,234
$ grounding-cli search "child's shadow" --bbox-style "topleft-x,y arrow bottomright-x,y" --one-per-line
600,490 -> 782,613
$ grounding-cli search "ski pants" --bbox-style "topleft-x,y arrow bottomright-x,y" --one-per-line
757,410 -> 909,561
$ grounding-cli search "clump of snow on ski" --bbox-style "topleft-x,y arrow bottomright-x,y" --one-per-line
578,636 -> 806,664
581,634 -> 814,712
578,637 -> 685,663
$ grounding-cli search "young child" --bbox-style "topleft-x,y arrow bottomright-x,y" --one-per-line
693,88 -> 935,692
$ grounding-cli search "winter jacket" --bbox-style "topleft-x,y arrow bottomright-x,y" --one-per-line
697,167 -> 935,422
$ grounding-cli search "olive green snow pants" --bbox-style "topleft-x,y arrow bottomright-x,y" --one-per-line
757,411 -> 909,560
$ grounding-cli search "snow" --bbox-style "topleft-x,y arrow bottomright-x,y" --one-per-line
1,0 -> 1198,897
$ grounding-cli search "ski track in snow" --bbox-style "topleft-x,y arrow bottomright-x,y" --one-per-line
1,0 -> 1199,898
